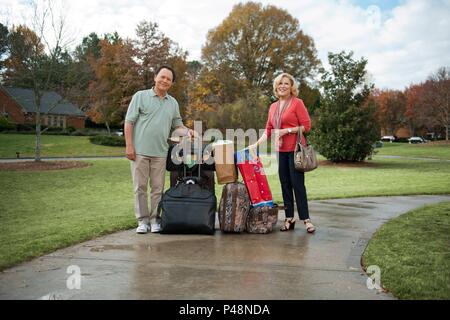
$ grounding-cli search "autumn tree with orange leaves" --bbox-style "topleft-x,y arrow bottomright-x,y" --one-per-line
404,84 -> 428,136
191,1 -> 320,130
87,38 -> 141,134
87,21 -> 189,133
373,89 -> 406,136
202,2 -> 319,95
423,67 -> 450,140
134,21 -> 189,116
372,66 -> 449,140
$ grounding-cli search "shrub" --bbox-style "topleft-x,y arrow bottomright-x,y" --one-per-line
89,135 -> 125,147
0,116 -> 16,132
16,123 -> 34,132
311,51 -> 380,162
71,129 -> 105,136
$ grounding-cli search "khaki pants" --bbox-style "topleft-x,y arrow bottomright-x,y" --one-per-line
130,155 -> 166,225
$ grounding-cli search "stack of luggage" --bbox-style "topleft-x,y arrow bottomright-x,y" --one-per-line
161,136 -> 278,235
215,141 -> 278,234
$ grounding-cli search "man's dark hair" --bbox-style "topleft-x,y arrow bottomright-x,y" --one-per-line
155,65 -> 176,83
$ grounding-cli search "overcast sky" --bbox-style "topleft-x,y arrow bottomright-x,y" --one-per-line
1,0 -> 449,90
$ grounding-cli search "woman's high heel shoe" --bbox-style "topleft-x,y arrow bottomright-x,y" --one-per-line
280,218 -> 296,231
304,219 -> 316,233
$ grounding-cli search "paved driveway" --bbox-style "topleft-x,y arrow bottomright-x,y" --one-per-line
1,195 -> 449,300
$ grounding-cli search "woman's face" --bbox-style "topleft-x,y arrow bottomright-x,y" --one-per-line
277,77 -> 292,99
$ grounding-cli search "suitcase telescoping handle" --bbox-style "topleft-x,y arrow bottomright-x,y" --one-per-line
181,135 -> 203,180
183,162 -> 201,180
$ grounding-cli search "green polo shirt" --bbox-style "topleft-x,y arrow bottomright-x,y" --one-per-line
125,88 -> 183,157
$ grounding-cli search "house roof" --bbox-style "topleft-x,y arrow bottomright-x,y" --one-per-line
2,87 -> 85,117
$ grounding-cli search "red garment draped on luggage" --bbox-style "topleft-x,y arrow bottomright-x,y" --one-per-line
236,149 -> 274,208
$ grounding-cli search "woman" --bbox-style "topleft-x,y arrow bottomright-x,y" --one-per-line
250,73 -> 316,233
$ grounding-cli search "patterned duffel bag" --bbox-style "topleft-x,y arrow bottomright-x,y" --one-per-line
246,204 -> 279,234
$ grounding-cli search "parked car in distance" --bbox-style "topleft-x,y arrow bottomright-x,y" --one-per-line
381,135 -> 396,143
408,136 -> 427,144
114,129 -> 124,137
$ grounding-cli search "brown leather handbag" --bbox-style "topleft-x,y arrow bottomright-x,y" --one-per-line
294,127 -> 318,172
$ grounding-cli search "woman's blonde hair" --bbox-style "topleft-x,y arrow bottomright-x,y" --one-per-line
273,73 -> 299,98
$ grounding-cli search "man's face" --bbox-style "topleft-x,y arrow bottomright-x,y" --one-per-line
154,68 -> 174,93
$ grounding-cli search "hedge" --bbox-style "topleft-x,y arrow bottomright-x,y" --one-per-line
89,135 -> 126,147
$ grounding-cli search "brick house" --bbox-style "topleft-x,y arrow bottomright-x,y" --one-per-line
0,86 -> 86,129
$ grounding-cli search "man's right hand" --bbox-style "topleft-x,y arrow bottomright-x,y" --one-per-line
126,145 -> 136,161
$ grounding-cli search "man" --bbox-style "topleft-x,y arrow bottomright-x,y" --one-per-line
125,66 -> 193,234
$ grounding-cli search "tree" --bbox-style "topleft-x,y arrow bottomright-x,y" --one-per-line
298,82 -> 321,117
201,1 -> 320,99
63,33 -> 102,113
0,23 -> 8,71
2,0 -> 72,161
185,70 -> 223,128
88,38 -> 141,134
404,84 -> 428,136
187,61 -> 202,83
424,67 -> 450,140
312,51 -> 379,162
3,25 -> 45,88
73,32 -> 101,61
374,89 -> 406,135
133,21 -> 189,116
135,21 -> 172,87
209,88 -> 270,132
68,32 -> 124,114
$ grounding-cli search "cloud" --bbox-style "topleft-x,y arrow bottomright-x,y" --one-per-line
1,0 -> 449,90
259,0 -> 450,89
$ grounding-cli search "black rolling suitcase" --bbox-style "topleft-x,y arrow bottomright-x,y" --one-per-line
160,160 -> 217,235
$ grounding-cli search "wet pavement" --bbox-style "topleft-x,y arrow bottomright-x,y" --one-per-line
1,195 -> 449,300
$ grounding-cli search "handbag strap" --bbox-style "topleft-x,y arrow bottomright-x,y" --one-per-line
295,126 -> 305,152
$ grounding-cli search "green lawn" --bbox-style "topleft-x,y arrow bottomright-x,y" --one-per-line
1,156 -> 450,271
2,133 -> 449,160
0,160 -> 134,271
264,154 -> 450,202
375,142 -> 450,160
0,134 -> 124,158
362,201 -> 450,299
